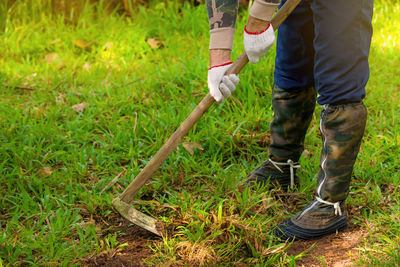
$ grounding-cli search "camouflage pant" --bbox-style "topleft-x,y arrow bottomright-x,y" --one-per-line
316,102 -> 367,202
269,85 -> 317,162
286,102 -> 368,232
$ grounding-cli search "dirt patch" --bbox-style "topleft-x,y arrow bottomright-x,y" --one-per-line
286,225 -> 367,266
80,216 -> 161,266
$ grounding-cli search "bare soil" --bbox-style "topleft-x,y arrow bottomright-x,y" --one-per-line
286,225 -> 367,266
80,201 -> 366,266
81,220 -> 366,266
80,215 -> 161,267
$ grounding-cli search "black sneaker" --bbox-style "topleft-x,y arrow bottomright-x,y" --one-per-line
245,159 -> 300,189
274,198 -> 347,241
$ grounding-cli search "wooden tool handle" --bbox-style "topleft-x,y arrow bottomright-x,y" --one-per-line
118,0 -> 301,203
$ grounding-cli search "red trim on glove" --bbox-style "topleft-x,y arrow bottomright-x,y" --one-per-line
244,23 -> 271,35
208,61 -> 233,70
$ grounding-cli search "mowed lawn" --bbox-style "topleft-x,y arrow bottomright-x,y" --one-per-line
1,0 -> 399,265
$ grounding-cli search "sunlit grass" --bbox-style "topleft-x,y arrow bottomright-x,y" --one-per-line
0,0 -> 399,265
372,0 -> 400,50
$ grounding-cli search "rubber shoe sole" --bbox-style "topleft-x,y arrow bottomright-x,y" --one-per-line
274,216 -> 347,241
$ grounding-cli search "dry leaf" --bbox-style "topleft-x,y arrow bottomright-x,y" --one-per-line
43,53 -> 64,69
71,102 -> 89,112
43,53 -> 59,64
182,142 -> 204,155
104,42 -> 114,50
39,167 -> 53,177
82,62 -> 91,70
146,38 -> 162,49
74,39 -> 93,49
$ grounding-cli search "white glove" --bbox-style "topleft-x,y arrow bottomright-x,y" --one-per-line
207,62 -> 239,103
244,24 -> 275,63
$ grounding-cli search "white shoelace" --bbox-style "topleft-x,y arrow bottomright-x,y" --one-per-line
315,196 -> 342,216
268,159 -> 301,189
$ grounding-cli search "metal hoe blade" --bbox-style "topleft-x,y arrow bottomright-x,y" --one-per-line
112,197 -> 165,236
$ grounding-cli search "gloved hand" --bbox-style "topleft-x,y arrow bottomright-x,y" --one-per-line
244,24 -> 275,63
207,62 -> 239,103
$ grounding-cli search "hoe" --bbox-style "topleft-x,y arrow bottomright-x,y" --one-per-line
112,0 -> 302,237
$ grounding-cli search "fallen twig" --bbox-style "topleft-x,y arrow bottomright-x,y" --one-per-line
4,84 -> 35,91
101,168 -> 127,194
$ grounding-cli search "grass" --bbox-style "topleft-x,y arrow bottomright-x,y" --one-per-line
0,0 -> 399,265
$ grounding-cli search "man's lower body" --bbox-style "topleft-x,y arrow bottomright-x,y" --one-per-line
247,0 -> 373,240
